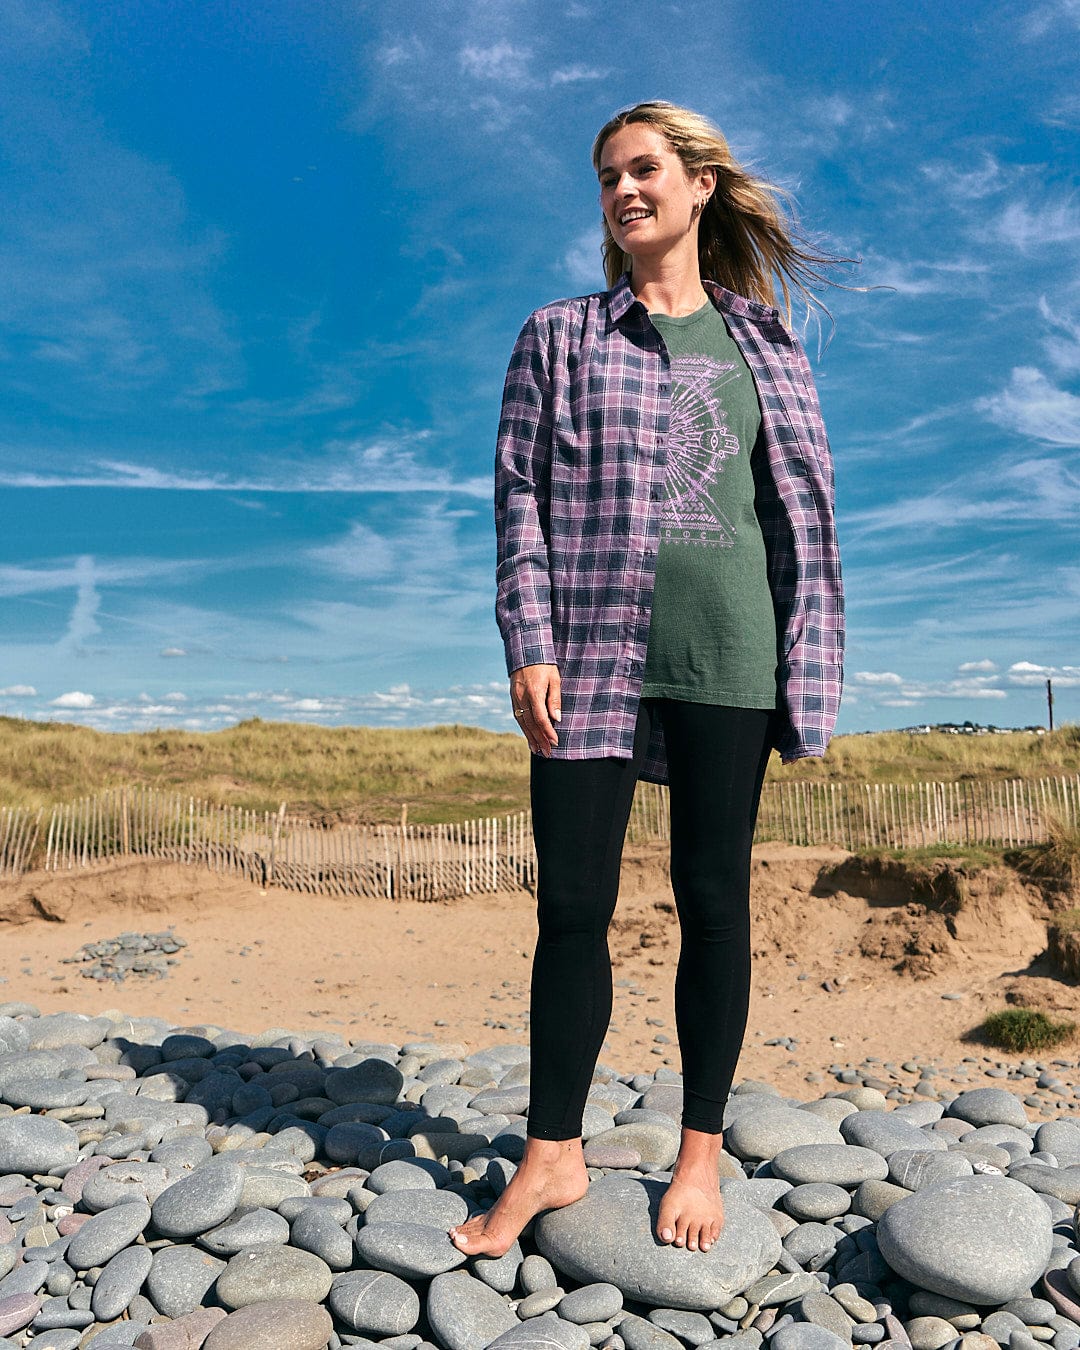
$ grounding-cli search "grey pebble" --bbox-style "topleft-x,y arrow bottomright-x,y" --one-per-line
877,1174 -> 1053,1304
144,1244 -> 225,1318
426,1270 -> 518,1350
90,1244 -> 154,1321
535,1176 -> 779,1311
66,1201 -> 151,1271
150,1161 -> 244,1239
558,1283 -> 623,1324
199,1206 -> 290,1255
354,1222 -> 467,1280
215,1244 -> 333,1310
0,1116 -> 78,1175
289,1205 -> 354,1270
201,1298 -> 333,1350
328,1269 -> 421,1336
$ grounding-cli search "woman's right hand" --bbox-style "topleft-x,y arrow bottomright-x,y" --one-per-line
510,664 -> 561,757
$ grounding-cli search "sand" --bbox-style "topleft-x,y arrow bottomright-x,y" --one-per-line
0,842 -> 1075,1100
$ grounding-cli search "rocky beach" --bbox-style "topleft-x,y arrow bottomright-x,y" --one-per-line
0,841 -> 1078,1348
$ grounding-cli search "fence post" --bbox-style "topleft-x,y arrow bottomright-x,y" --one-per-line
268,803 -> 286,885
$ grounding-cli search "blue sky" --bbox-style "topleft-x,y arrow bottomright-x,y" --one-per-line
1,0 -> 1078,737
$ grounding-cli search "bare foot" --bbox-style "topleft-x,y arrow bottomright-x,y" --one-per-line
656,1127 -> 726,1252
448,1137 -> 589,1258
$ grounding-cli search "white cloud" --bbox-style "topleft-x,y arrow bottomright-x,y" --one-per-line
0,684 -> 36,696
1008,661 -> 1080,687
51,691 -> 94,708
562,228 -> 603,288
958,660 -> 998,673
980,365 -> 1080,446
307,522 -> 396,581
0,439 -> 490,497
1021,0 -> 1080,39
160,647 -> 187,658
459,43 -> 532,86
1038,296 -> 1080,373
920,152 -> 1006,202
550,65 -> 606,84
853,671 -> 903,686
991,198 -> 1080,252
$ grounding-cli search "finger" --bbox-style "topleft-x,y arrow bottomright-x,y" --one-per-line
526,693 -> 558,754
547,670 -> 562,725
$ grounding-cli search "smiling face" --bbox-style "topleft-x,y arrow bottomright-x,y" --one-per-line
598,123 -> 714,267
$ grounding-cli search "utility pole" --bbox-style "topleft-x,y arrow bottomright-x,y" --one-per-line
1047,678 -> 1055,732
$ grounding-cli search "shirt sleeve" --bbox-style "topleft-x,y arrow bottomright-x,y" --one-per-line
762,328 -> 845,764
494,311 -> 558,674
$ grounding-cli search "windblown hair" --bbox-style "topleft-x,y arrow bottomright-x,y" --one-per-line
592,101 -> 844,325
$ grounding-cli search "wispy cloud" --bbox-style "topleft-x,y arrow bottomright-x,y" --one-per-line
978,367 -> 1080,445
0,438 -> 490,497
459,42 -> 533,86
989,197 -> 1080,252
562,228 -> 604,288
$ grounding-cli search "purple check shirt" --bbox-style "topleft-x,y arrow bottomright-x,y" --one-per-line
495,273 -> 844,781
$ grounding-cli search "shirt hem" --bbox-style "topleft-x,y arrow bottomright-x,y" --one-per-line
638,682 -> 778,709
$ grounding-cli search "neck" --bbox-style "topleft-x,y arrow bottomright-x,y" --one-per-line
628,240 -> 707,316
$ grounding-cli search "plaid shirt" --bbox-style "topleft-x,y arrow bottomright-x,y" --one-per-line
495,273 -> 844,781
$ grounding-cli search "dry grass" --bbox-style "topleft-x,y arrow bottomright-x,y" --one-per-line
980,1008 -> 1077,1054
778,723 -> 1080,783
0,716 -> 1076,824
1010,816 -> 1080,892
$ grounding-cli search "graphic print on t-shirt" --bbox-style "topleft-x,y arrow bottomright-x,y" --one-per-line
661,354 -> 742,548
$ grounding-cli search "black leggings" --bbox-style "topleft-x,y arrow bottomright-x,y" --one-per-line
527,699 -> 773,1139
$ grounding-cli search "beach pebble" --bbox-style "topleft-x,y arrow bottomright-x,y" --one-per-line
557,1283 -> 623,1324
132,1306 -> 227,1348
535,1175 -> 780,1309
151,1162 -> 245,1240
91,1245 -> 154,1321
724,1106 -> 845,1161
0,1116 -> 78,1175
328,1269 -> 420,1336
66,1202 -> 151,1271
877,1175 -> 1053,1303
771,1143 -> 889,1187
288,1205 -> 354,1269
354,1222 -> 467,1279
426,1270 -> 518,1350
0,1293 -> 42,1338
947,1091 -> 1032,1130
202,1298 -> 333,1350
215,1245 -> 333,1310
145,1245 -> 225,1319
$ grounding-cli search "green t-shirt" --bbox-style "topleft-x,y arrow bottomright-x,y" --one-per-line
640,300 -> 778,709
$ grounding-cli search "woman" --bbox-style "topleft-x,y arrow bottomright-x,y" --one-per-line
450,101 -> 843,1258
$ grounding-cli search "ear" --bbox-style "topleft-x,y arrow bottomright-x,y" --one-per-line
698,164 -> 717,199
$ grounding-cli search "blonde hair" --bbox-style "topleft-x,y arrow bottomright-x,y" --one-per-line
592,101 -> 844,325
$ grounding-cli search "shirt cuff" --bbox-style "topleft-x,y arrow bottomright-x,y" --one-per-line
504,623 -> 557,673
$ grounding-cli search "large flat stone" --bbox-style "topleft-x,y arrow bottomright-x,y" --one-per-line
534,1175 -> 780,1310
876,1174 -> 1053,1304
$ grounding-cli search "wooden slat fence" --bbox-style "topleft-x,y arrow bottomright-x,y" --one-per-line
0,807 -> 42,879
630,773 -> 1080,850
2,775 -> 1076,895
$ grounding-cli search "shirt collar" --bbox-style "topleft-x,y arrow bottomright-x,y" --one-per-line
606,271 -> 784,329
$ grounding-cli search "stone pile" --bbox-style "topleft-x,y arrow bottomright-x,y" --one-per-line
1,1004 -> 1080,1350
59,934 -> 187,985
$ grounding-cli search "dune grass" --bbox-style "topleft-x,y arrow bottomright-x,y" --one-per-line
980,1008 -> 1077,1054
0,715 -> 1076,825
1010,817 -> 1080,890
